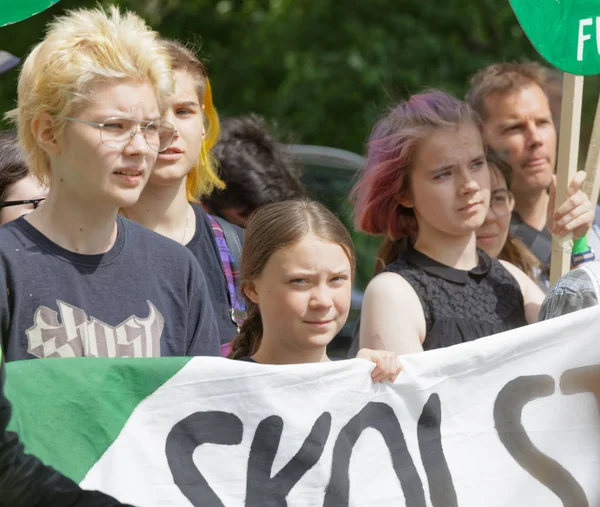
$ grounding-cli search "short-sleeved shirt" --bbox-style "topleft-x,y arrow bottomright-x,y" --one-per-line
349,248 -> 527,356
0,216 -> 220,361
538,261 -> 600,321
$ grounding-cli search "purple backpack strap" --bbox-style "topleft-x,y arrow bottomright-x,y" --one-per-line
207,215 -> 246,357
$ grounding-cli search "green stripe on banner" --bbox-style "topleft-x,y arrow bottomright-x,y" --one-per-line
5,356 -> 190,482
0,0 -> 60,27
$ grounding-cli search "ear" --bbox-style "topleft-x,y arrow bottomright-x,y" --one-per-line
397,193 -> 413,209
243,280 -> 260,305
31,113 -> 60,157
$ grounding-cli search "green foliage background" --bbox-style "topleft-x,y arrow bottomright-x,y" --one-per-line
1,0 -> 599,286
0,0 -> 547,149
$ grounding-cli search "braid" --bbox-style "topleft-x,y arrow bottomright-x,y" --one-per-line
228,301 -> 263,359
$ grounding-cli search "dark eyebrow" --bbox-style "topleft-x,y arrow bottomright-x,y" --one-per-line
472,154 -> 486,163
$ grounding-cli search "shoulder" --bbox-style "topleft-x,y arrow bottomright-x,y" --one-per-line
497,258 -> 541,295
498,258 -> 528,282
0,218 -> 27,241
364,271 -> 421,305
0,219 -> 34,255
498,258 -> 541,292
546,264 -> 598,297
539,263 -> 600,320
191,204 -> 244,242
499,258 -> 545,313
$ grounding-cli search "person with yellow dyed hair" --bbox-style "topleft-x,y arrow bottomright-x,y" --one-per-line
123,40 -> 245,352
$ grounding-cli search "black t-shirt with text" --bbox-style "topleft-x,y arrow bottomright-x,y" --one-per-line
0,216 -> 220,361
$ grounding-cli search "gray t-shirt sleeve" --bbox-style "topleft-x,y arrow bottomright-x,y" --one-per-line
538,267 -> 599,321
185,259 -> 221,357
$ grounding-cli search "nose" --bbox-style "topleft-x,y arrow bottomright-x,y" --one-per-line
123,127 -> 149,154
309,284 -> 333,310
526,121 -> 542,147
457,168 -> 480,195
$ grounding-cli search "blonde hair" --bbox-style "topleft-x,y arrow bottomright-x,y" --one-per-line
161,39 -> 225,200
7,6 -> 173,186
229,200 -> 356,360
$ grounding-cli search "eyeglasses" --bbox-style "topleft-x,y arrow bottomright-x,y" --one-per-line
64,117 -> 176,153
0,198 -> 46,209
490,189 -> 514,217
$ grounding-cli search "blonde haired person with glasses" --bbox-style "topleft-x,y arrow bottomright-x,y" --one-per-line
0,6 -> 220,361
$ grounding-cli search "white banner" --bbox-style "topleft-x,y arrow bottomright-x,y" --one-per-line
82,306 -> 600,507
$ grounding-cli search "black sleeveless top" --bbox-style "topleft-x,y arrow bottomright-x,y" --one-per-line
349,249 -> 527,355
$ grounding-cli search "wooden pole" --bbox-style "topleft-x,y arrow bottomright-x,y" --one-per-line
550,73 -> 584,287
584,93 -> 600,206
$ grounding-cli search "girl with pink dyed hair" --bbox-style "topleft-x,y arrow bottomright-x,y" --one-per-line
350,90 -> 544,356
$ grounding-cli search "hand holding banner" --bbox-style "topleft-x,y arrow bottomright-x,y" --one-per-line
6,306 -> 600,506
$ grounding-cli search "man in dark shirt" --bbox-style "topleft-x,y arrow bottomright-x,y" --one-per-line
466,62 -> 597,270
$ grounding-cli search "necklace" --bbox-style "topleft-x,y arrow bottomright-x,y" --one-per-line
181,205 -> 190,244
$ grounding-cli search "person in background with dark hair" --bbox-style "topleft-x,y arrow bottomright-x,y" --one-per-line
476,149 -> 543,287
204,114 -> 306,228
466,62 -> 596,267
0,131 -> 47,225
228,199 -> 401,382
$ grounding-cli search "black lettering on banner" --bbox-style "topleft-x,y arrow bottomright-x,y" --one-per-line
165,411 -> 243,507
417,393 -> 458,507
245,412 -> 332,506
560,365 -> 600,412
494,375 -> 589,507
324,401 -> 426,507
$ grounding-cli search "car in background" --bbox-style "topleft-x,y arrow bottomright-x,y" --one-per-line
286,145 -> 380,357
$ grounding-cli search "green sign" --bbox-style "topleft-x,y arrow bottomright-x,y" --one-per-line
0,0 -> 60,27
509,0 -> 600,75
